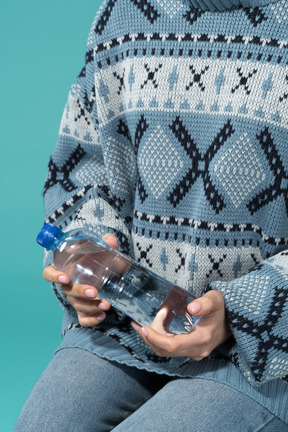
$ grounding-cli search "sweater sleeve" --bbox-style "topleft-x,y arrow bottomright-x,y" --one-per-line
208,250 -> 288,386
43,14 -> 136,313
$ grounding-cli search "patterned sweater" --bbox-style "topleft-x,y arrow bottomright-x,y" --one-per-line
43,0 -> 288,423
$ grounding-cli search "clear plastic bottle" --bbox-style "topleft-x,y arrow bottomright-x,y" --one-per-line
37,223 -> 199,335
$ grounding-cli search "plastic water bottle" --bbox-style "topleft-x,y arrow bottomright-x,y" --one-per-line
37,223 -> 199,335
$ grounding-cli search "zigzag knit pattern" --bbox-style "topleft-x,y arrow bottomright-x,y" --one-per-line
44,0 -> 288,421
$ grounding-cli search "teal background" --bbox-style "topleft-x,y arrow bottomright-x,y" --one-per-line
1,1 -> 102,430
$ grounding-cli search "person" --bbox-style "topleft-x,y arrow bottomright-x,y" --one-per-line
14,0 -> 288,430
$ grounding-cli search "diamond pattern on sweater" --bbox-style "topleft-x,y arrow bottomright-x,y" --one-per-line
270,0 -> 288,23
138,125 -> 184,199
156,0 -> 184,17
214,133 -> 266,207
76,155 -> 107,186
266,252 -> 288,280
223,273 -> 270,317
104,137 -> 136,194
265,356 -> 288,381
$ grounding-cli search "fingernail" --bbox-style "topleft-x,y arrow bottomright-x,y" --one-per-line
141,327 -> 148,337
189,301 -> 201,314
97,313 -> 106,322
98,302 -> 109,311
131,322 -> 139,332
107,237 -> 118,246
58,275 -> 68,284
85,288 -> 97,298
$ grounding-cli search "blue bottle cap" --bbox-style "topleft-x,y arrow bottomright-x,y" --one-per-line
36,223 -> 64,250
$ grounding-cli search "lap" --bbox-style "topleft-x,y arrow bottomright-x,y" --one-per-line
14,348 -> 168,432
14,348 -> 287,432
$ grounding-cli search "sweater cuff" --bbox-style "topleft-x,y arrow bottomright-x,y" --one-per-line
208,250 -> 288,385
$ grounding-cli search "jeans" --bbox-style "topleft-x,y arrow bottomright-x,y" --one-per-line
14,348 -> 288,432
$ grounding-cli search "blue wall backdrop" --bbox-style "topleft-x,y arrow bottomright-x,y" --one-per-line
0,1 -> 102,430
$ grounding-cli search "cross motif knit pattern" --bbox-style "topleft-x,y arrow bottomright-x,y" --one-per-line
43,0 -> 288,424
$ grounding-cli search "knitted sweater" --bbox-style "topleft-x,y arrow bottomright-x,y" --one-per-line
43,0 -> 288,423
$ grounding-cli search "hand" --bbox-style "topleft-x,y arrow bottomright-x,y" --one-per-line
132,290 -> 232,360
43,233 -> 118,327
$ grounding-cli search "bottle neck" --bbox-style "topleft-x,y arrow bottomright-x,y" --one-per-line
46,229 -> 64,251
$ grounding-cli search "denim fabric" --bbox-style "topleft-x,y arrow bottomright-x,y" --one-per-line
14,348 -> 288,432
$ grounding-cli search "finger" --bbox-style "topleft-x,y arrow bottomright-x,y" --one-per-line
65,285 -> 110,310
77,311 -> 106,327
131,321 -> 140,332
44,266 -> 111,308
188,290 -> 224,317
149,307 -> 174,336
66,296 -> 110,313
139,326 -> 188,355
131,324 -> 166,355
132,322 -> 210,358
43,264 -> 71,285
142,326 -> 215,359
102,233 -> 118,248
60,283 -> 101,302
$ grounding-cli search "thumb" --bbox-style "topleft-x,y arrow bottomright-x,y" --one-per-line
102,233 -> 118,249
188,291 -> 224,317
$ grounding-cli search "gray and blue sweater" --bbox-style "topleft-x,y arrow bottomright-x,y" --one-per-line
44,0 -> 288,423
